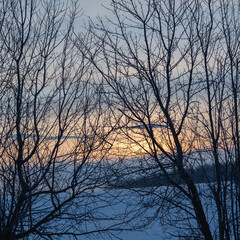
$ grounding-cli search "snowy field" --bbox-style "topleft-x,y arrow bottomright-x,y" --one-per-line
77,191 -> 171,240
23,158 -> 235,240
37,159 -> 232,240
105,223 -> 165,240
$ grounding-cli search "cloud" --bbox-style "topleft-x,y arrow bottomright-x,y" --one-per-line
6,134 -> 93,140
126,124 -> 168,129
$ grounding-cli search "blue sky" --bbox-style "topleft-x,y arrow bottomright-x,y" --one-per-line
80,0 -> 110,18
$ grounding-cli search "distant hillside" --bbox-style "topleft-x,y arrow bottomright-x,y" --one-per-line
108,163 -> 233,189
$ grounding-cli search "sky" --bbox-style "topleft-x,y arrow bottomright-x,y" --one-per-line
80,0 -> 110,18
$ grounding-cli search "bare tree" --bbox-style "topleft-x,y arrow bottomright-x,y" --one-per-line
79,0 -> 240,239
0,0 -> 121,239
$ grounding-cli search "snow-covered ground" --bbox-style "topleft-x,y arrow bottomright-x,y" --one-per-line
22,156 -> 236,240
77,189 -> 172,240
108,223 -> 165,240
